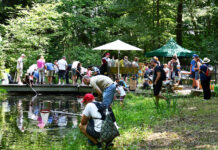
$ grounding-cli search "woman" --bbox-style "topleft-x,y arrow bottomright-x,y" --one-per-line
37,56 -> 46,84
76,63 -> 82,83
194,56 -> 201,89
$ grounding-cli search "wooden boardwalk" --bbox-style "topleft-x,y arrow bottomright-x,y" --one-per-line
0,84 -> 94,94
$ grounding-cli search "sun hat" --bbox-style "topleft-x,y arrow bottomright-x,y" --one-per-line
81,93 -> 95,103
202,57 -> 210,64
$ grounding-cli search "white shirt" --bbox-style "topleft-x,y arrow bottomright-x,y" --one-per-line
132,61 -> 138,67
58,59 -> 68,70
17,57 -> 23,70
72,61 -> 80,69
117,86 -> 126,96
163,67 -> 170,79
83,102 -> 102,132
27,64 -> 37,74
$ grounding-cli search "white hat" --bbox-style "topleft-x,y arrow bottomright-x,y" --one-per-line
21,54 -> 25,57
202,57 -> 210,64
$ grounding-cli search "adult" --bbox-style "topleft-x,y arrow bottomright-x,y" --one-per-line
37,56 -> 46,84
57,56 -> 68,85
76,63 -> 83,84
53,60 -> 59,84
16,54 -> 25,85
45,62 -> 55,85
79,93 -> 116,148
123,56 -> 129,82
151,59 -> 168,107
65,63 -> 72,84
190,54 -> 197,88
153,56 -> 161,66
83,75 -> 116,108
92,66 -> 100,76
100,53 -> 110,75
199,58 -> 212,100
132,57 -> 139,67
194,55 -> 201,89
72,61 -> 79,85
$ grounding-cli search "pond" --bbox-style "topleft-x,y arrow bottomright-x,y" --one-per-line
0,94 -> 83,150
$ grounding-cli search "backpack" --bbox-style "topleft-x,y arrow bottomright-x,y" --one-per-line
202,64 -> 212,77
159,65 -> 167,81
93,102 -> 120,143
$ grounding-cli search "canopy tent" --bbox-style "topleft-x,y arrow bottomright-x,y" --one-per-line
145,38 -> 195,57
93,40 -> 142,75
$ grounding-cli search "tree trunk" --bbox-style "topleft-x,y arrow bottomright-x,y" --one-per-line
176,0 -> 183,45
156,0 -> 160,47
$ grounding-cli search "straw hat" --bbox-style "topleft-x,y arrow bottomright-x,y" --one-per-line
202,57 -> 210,64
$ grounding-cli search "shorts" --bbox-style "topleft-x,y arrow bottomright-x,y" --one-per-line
86,119 -> 100,139
58,70 -> 66,79
153,81 -> 162,96
195,71 -> 199,80
47,70 -> 54,77
190,72 -> 195,79
17,69 -> 23,77
72,68 -> 77,76
120,95 -> 125,101
175,76 -> 180,82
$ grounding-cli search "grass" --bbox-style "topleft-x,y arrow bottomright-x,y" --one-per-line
51,94 -> 218,150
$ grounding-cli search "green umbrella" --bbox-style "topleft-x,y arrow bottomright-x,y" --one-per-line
145,38 -> 195,57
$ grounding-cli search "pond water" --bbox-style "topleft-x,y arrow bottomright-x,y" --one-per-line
0,94 -> 83,150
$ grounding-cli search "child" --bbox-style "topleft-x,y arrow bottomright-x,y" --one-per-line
87,66 -> 92,77
175,65 -> 181,85
115,78 -> 126,105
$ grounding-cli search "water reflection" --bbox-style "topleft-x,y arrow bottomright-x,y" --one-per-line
0,94 -> 81,150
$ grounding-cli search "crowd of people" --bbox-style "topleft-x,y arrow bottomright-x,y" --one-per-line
14,53 -> 213,148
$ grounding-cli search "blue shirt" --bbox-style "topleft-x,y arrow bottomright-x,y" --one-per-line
93,67 -> 100,74
191,59 -> 196,72
175,69 -> 181,76
200,64 -> 211,80
33,70 -> 39,79
46,63 -> 54,71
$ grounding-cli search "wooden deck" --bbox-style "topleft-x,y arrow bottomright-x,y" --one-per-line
0,84 -> 94,94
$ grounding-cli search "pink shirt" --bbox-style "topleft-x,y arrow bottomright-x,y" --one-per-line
87,70 -> 92,77
37,59 -> 45,69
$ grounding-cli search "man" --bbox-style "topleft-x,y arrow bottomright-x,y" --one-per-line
16,54 -> 25,85
57,56 -> 68,85
100,53 -> 110,75
83,75 -> 116,107
190,54 -> 197,88
79,93 -> 115,148
199,58 -> 212,100
151,58 -> 168,107
65,63 -> 72,84
45,62 -> 55,85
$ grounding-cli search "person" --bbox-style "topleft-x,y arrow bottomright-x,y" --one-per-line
83,75 -> 116,108
33,69 -> 39,84
150,58 -> 168,107
194,55 -> 201,89
37,56 -> 46,84
57,56 -> 68,85
79,93 -> 116,148
76,63 -> 83,84
92,66 -> 100,76
52,60 -> 58,84
45,62 -> 55,85
199,58 -> 212,100
123,56 -> 129,82
153,56 -> 161,66
16,54 -> 25,85
174,65 -> 181,85
100,53 -> 110,75
163,64 -> 170,80
87,66 -> 92,77
66,63 -> 72,84
27,64 -> 37,86
115,78 -> 126,106
72,61 -> 79,85
190,54 -> 197,88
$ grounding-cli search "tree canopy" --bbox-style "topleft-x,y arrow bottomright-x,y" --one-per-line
0,0 -> 217,73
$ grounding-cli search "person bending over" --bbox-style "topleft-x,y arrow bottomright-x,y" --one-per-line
83,75 -> 116,107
